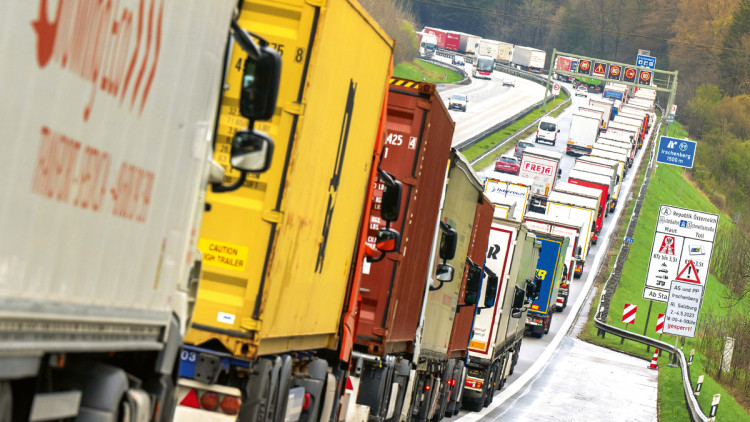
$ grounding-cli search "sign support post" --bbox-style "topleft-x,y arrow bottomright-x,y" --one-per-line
643,300 -> 653,352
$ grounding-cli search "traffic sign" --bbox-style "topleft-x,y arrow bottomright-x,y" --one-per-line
663,281 -> 704,337
623,67 -> 637,83
636,54 -> 656,69
578,59 -> 592,75
656,136 -> 696,168
608,65 -> 622,81
622,304 -> 637,324
592,62 -> 607,77
624,237 -> 635,243
638,69 -> 653,85
671,104 -> 678,115
552,83 -> 561,95
642,205 -> 719,302
655,313 -> 665,333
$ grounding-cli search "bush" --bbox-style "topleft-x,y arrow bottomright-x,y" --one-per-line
359,0 -> 418,65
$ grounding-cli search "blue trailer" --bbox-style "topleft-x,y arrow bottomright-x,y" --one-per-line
524,232 -> 569,337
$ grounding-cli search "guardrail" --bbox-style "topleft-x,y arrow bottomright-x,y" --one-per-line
590,105 -> 709,422
417,56 -> 470,85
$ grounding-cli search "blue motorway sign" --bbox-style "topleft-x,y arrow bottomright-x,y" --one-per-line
656,136 -> 696,168
624,237 -> 635,243
636,54 -> 656,69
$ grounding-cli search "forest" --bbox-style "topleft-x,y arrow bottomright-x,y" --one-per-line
386,0 -> 750,226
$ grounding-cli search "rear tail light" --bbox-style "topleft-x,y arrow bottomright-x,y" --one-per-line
302,393 -> 312,411
220,396 -> 241,415
179,389 -> 201,409
425,384 -> 431,392
200,392 -> 219,411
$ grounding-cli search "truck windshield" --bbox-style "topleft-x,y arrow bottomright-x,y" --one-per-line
422,42 -> 436,50
476,58 -> 494,72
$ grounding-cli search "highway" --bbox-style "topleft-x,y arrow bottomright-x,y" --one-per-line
445,81 -> 658,421
429,56 -> 546,146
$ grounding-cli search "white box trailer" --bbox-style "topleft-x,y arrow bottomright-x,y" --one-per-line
579,105 -> 610,130
519,147 -> 563,210
546,190 -> 598,276
589,148 -> 630,174
0,0 -> 239,418
589,98 -> 615,121
607,122 -> 640,149
600,131 -> 636,157
484,173 -> 534,221
574,159 -> 622,212
567,111 -> 601,155
511,45 -> 546,72
523,212 -> 586,309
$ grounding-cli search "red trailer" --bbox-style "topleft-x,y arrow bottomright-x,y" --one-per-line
567,169 -> 611,234
445,31 -> 461,51
424,26 -> 447,48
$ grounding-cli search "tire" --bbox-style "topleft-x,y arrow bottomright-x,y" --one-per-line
464,397 -> 483,412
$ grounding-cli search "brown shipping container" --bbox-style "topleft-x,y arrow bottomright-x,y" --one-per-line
356,79 -> 455,356
448,194 -> 494,358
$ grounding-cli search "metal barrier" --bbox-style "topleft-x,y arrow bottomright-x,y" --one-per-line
591,106 -> 709,422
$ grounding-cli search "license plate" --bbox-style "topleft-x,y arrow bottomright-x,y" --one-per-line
178,349 -> 198,379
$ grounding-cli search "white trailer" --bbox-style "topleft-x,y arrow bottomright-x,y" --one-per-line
511,45 -> 546,72
579,105 -> 610,130
574,160 -> 620,212
519,147 -> 563,211
546,191 -> 598,276
484,173 -> 534,221
0,0 -> 241,419
567,111 -> 601,156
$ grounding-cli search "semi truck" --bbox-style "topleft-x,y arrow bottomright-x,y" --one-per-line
463,35 -> 482,55
546,184 -> 598,277
483,174 -> 534,221
523,213 -> 586,311
578,105 -> 610,131
589,149 -> 630,176
463,222 -> 540,410
511,45 -> 546,73
409,151 -> 496,421
423,27 -> 447,49
419,32 -> 439,59
607,122 -> 640,150
495,41 -> 515,65
350,78 -> 454,421
519,147 -> 563,212
590,98 -> 616,120
477,39 -> 501,61
620,106 -> 651,130
178,1 -> 395,420
614,115 -> 645,147
0,0 -> 274,419
524,232 -> 569,336
573,161 -> 619,213
603,83 -> 628,101
566,169 -> 612,239
577,156 -> 625,211
553,56 -> 578,82
567,111 -> 601,156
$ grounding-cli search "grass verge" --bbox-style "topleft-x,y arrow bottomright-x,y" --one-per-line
579,121 -> 750,420
468,90 -> 569,171
393,59 -> 462,84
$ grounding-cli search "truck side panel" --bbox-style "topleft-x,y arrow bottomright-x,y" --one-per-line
356,80 -> 454,355
527,235 -> 566,316
187,0 -> 393,357
448,194 -> 494,358
0,0 -> 235,349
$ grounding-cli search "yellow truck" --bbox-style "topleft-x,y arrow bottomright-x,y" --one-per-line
177,0 -> 394,419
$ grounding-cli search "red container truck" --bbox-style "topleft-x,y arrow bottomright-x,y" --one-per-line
423,27 -> 447,48
352,78 -> 454,419
445,31 -> 461,51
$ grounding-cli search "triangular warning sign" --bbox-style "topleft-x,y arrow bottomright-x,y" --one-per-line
675,260 -> 701,284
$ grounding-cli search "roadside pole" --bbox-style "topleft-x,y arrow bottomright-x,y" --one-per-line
543,48 -> 557,112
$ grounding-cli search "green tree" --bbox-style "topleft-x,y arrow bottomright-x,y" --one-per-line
686,84 -> 723,136
719,0 -> 750,95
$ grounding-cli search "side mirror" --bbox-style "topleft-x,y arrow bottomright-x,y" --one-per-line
464,261 -> 483,306
375,228 -> 400,253
435,264 -> 454,283
557,129 -> 561,133
239,44 -> 281,121
230,130 -> 274,173
533,274 -> 543,299
512,285 -> 526,309
439,222 -> 457,261
379,171 -> 402,223
576,246 -> 583,259
511,309 -> 523,318
483,270 -> 499,308
525,279 -> 536,300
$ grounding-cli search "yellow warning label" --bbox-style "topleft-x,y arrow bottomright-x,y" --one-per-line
469,340 -> 487,350
199,238 -> 248,271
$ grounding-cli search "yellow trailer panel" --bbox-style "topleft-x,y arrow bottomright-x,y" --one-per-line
186,0 -> 393,358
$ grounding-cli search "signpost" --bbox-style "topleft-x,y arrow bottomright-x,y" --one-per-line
636,54 -> 656,69
642,205 -> 719,303
552,82 -> 561,96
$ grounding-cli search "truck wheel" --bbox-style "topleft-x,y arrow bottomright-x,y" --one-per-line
563,295 -> 569,309
464,397 -> 483,412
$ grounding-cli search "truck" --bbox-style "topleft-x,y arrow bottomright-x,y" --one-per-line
423,27 -> 447,48
524,231 -> 569,336
612,117 -> 644,148
349,78 -> 454,421
442,188 -> 495,416
0,0 -> 271,419
573,161 -> 619,213
621,104 -> 651,127
179,1 -> 395,420
553,56 -> 578,82
523,213 -> 586,311
618,110 -> 649,138
628,97 -> 655,112
495,41 -> 515,65
578,155 -> 625,206
473,55 -> 495,80
463,35 -> 482,55
590,98 -> 616,120
603,82 -> 629,101
548,183 -> 599,277
445,30 -> 461,51
463,221 -> 540,410
567,111 -> 601,156
567,169 -> 612,238
599,131 -> 636,158
519,147 -> 563,212
579,105 -> 610,131
589,149 -> 630,176
419,32 -> 439,59
409,151 -> 496,421
477,39 -> 501,61
511,45 -> 546,73
607,122 -> 640,150
483,174 -> 534,221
